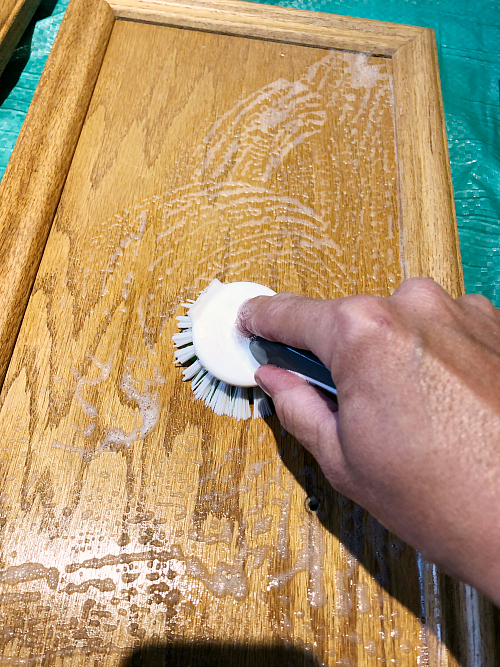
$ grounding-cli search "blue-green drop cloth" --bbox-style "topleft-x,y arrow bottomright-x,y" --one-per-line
0,0 -> 498,304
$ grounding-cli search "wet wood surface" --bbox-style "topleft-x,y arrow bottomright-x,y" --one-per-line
0,0 -> 114,389
0,3 -> 493,666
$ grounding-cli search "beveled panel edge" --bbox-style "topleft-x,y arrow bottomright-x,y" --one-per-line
109,0 -> 422,55
0,0 -> 115,392
392,28 -> 463,297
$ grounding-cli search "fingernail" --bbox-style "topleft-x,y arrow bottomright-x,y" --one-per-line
236,301 -> 251,336
255,376 -> 270,396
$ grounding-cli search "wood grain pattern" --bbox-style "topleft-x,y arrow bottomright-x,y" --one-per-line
0,0 -> 494,665
0,0 -> 42,77
110,0 -> 421,54
392,28 -> 464,297
0,0 -> 114,390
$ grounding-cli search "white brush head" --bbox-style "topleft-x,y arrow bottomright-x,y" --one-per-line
188,280 -> 276,387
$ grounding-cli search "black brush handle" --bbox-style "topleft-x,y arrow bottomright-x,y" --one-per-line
249,336 -> 337,396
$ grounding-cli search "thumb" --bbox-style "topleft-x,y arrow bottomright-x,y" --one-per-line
255,365 -> 348,491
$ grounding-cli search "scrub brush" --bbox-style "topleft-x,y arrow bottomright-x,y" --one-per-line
172,280 -> 336,421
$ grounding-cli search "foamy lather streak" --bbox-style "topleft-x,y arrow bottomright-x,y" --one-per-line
173,280 -> 275,420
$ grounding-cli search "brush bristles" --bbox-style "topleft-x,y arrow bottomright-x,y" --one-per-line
176,316 -> 192,329
174,344 -> 196,364
172,308 -> 272,420
253,386 -> 273,419
172,330 -> 193,346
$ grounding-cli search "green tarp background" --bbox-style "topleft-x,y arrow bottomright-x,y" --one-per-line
1,0 -> 498,304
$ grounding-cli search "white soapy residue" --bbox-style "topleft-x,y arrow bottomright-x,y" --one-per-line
72,351 -> 114,421
268,512 -> 326,608
122,271 -> 134,300
187,519 -> 233,545
101,364 -> 165,451
334,570 -> 352,616
36,47 -> 396,649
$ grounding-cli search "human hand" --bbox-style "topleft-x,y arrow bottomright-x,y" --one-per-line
238,278 -> 500,604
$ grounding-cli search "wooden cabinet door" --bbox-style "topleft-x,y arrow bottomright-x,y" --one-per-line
0,1 -> 493,666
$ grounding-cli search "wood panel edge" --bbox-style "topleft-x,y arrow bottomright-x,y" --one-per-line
0,0 -> 43,78
392,27 -> 464,298
0,0 -> 115,392
109,0 -> 420,54
437,577 -> 499,667
393,27 -> 496,667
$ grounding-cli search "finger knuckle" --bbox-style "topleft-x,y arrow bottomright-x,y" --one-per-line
395,277 -> 449,311
336,295 -> 393,344
458,293 -> 496,311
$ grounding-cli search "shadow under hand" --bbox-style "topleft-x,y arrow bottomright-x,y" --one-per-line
121,641 -> 322,667
264,414 -> 421,616
263,413 -> 470,663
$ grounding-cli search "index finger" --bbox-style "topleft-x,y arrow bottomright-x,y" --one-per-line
238,291 -> 395,378
237,292 -> 336,364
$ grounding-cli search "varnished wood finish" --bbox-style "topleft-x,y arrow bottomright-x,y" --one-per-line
0,0 -> 114,389
0,0 -> 494,665
0,0 -> 42,77
110,0 -> 421,54
392,28 -> 464,296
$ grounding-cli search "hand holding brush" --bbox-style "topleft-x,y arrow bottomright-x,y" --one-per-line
238,277 -> 500,607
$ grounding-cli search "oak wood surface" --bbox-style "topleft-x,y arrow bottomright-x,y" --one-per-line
0,0 -> 493,665
0,0 -> 42,77
0,0 -> 114,389
392,29 -> 464,297
110,0 -> 421,54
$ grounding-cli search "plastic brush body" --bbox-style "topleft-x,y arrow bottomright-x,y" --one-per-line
173,279 -> 336,420
249,336 -> 337,396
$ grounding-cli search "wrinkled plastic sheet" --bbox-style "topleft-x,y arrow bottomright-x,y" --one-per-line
0,0 -> 498,304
